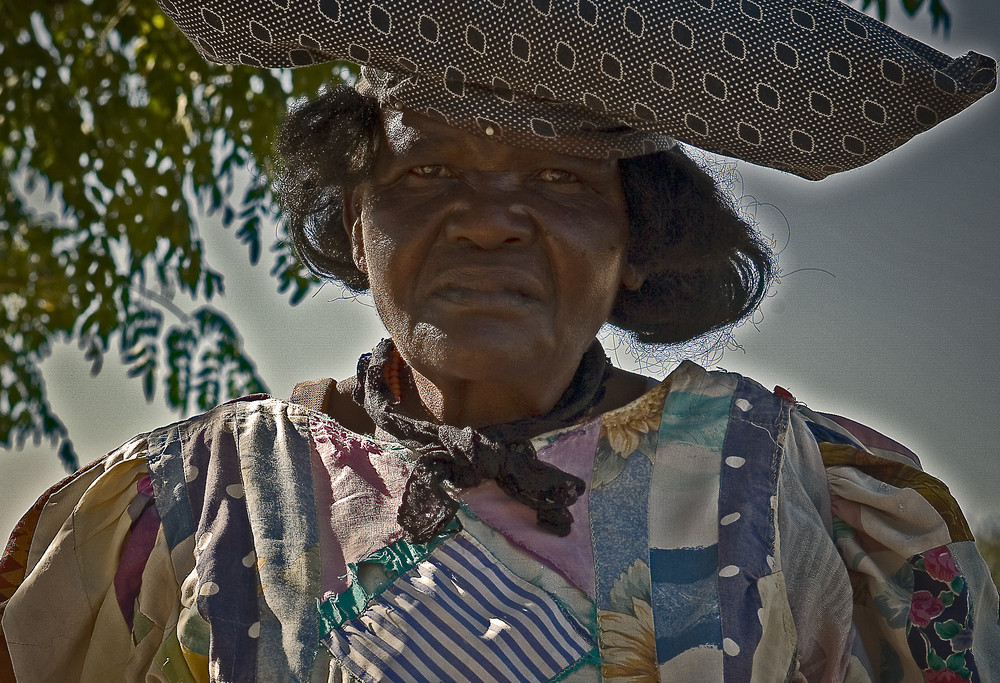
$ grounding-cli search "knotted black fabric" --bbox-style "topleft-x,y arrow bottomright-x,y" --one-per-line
353,338 -> 611,543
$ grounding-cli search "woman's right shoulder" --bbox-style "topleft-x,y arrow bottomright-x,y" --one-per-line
0,393 -> 300,584
0,393 -> 320,681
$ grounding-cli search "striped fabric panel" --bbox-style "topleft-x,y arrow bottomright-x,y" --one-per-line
323,531 -> 593,683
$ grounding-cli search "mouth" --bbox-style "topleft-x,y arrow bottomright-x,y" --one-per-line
428,267 -> 545,310
435,286 -> 535,308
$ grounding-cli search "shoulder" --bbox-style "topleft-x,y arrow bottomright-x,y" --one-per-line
2,393 -> 314,577
128,393 -> 335,475
0,393 -> 339,679
661,360 -> 923,466
652,361 -> 973,539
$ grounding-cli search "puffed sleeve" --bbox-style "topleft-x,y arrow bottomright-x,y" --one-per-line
781,405 -> 1000,682
0,435 -> 206,683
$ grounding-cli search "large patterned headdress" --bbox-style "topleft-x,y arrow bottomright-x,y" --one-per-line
156,0 -> 995,179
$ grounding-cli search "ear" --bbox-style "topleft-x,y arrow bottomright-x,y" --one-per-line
621,263 -> 645,291
342,186 -> 367,274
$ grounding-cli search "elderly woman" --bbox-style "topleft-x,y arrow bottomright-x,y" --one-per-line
2,0 -> 999,681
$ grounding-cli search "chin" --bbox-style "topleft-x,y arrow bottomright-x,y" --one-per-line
407,323 -> 554,383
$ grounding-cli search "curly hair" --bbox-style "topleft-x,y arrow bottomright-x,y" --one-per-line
275,85 -> 775,344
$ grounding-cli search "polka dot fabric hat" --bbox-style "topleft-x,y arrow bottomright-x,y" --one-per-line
156,0 -> 995,179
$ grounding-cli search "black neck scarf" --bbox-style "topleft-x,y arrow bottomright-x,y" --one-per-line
353,338 -> 612,543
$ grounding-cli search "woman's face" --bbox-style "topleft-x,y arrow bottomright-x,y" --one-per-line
345,109 -> 636,389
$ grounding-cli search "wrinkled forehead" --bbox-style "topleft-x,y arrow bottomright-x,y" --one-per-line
376,106 -> 623,174
359,68 -> 675,164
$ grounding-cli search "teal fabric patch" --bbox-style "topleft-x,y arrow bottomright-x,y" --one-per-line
658,392 -> 733,449
549,647 -> 600,682
317,580 -> 369,637
316,520 -> 459,637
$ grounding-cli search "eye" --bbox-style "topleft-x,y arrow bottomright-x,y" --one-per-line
535,168 -> 579,183
409,164 -> 451,178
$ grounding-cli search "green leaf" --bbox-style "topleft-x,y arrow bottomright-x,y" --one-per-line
945,652 -> 968,671
939,590 -> 955,606
58,440 -> 79,472
927,647 -> 947,671
903,0 -> 925,17
929,0 -> 951,33
237,217 -> 262,265
847,0 -> 950,31
934,619 -> 963,640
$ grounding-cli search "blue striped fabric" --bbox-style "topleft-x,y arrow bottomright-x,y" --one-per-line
323,532 -> 593,682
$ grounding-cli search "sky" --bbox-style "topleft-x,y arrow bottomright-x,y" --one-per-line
2,1 -> 999,538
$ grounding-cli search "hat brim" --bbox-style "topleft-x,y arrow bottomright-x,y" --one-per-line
157,0 -> 996,179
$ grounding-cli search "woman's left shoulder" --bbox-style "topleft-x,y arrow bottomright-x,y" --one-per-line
775,390 -> 1000,681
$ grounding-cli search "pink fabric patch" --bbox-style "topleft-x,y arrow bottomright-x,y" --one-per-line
310,415 -> 412,596
823,412 -> 921,467
459,420 -> 601,598
113,477 -> 161,630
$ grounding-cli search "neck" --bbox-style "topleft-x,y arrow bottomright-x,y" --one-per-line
407,363 -> 582,428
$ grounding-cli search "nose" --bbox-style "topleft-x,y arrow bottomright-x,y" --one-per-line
442,176 -> 537,249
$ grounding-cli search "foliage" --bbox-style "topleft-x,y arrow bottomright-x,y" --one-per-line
0,0 -> 953,472
1,1 -> 348,470
847,0 -> 951,33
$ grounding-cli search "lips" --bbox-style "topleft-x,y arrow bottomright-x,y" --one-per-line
426,265 -> 546,309
435,286 -> 535,309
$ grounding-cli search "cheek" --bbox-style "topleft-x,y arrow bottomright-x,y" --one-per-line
553,229 -> 628,324
363,247 -> 413,339
359,222 -> 404,307
359,194 -> 414,277
590,248 -> 628,309
359,211 -> 434,333
576,214 -> 629,292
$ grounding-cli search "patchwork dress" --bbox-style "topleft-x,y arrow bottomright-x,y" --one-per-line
2,361 -> 997,681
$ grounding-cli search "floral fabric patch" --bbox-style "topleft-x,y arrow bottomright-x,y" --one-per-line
907,545 -> 980,681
